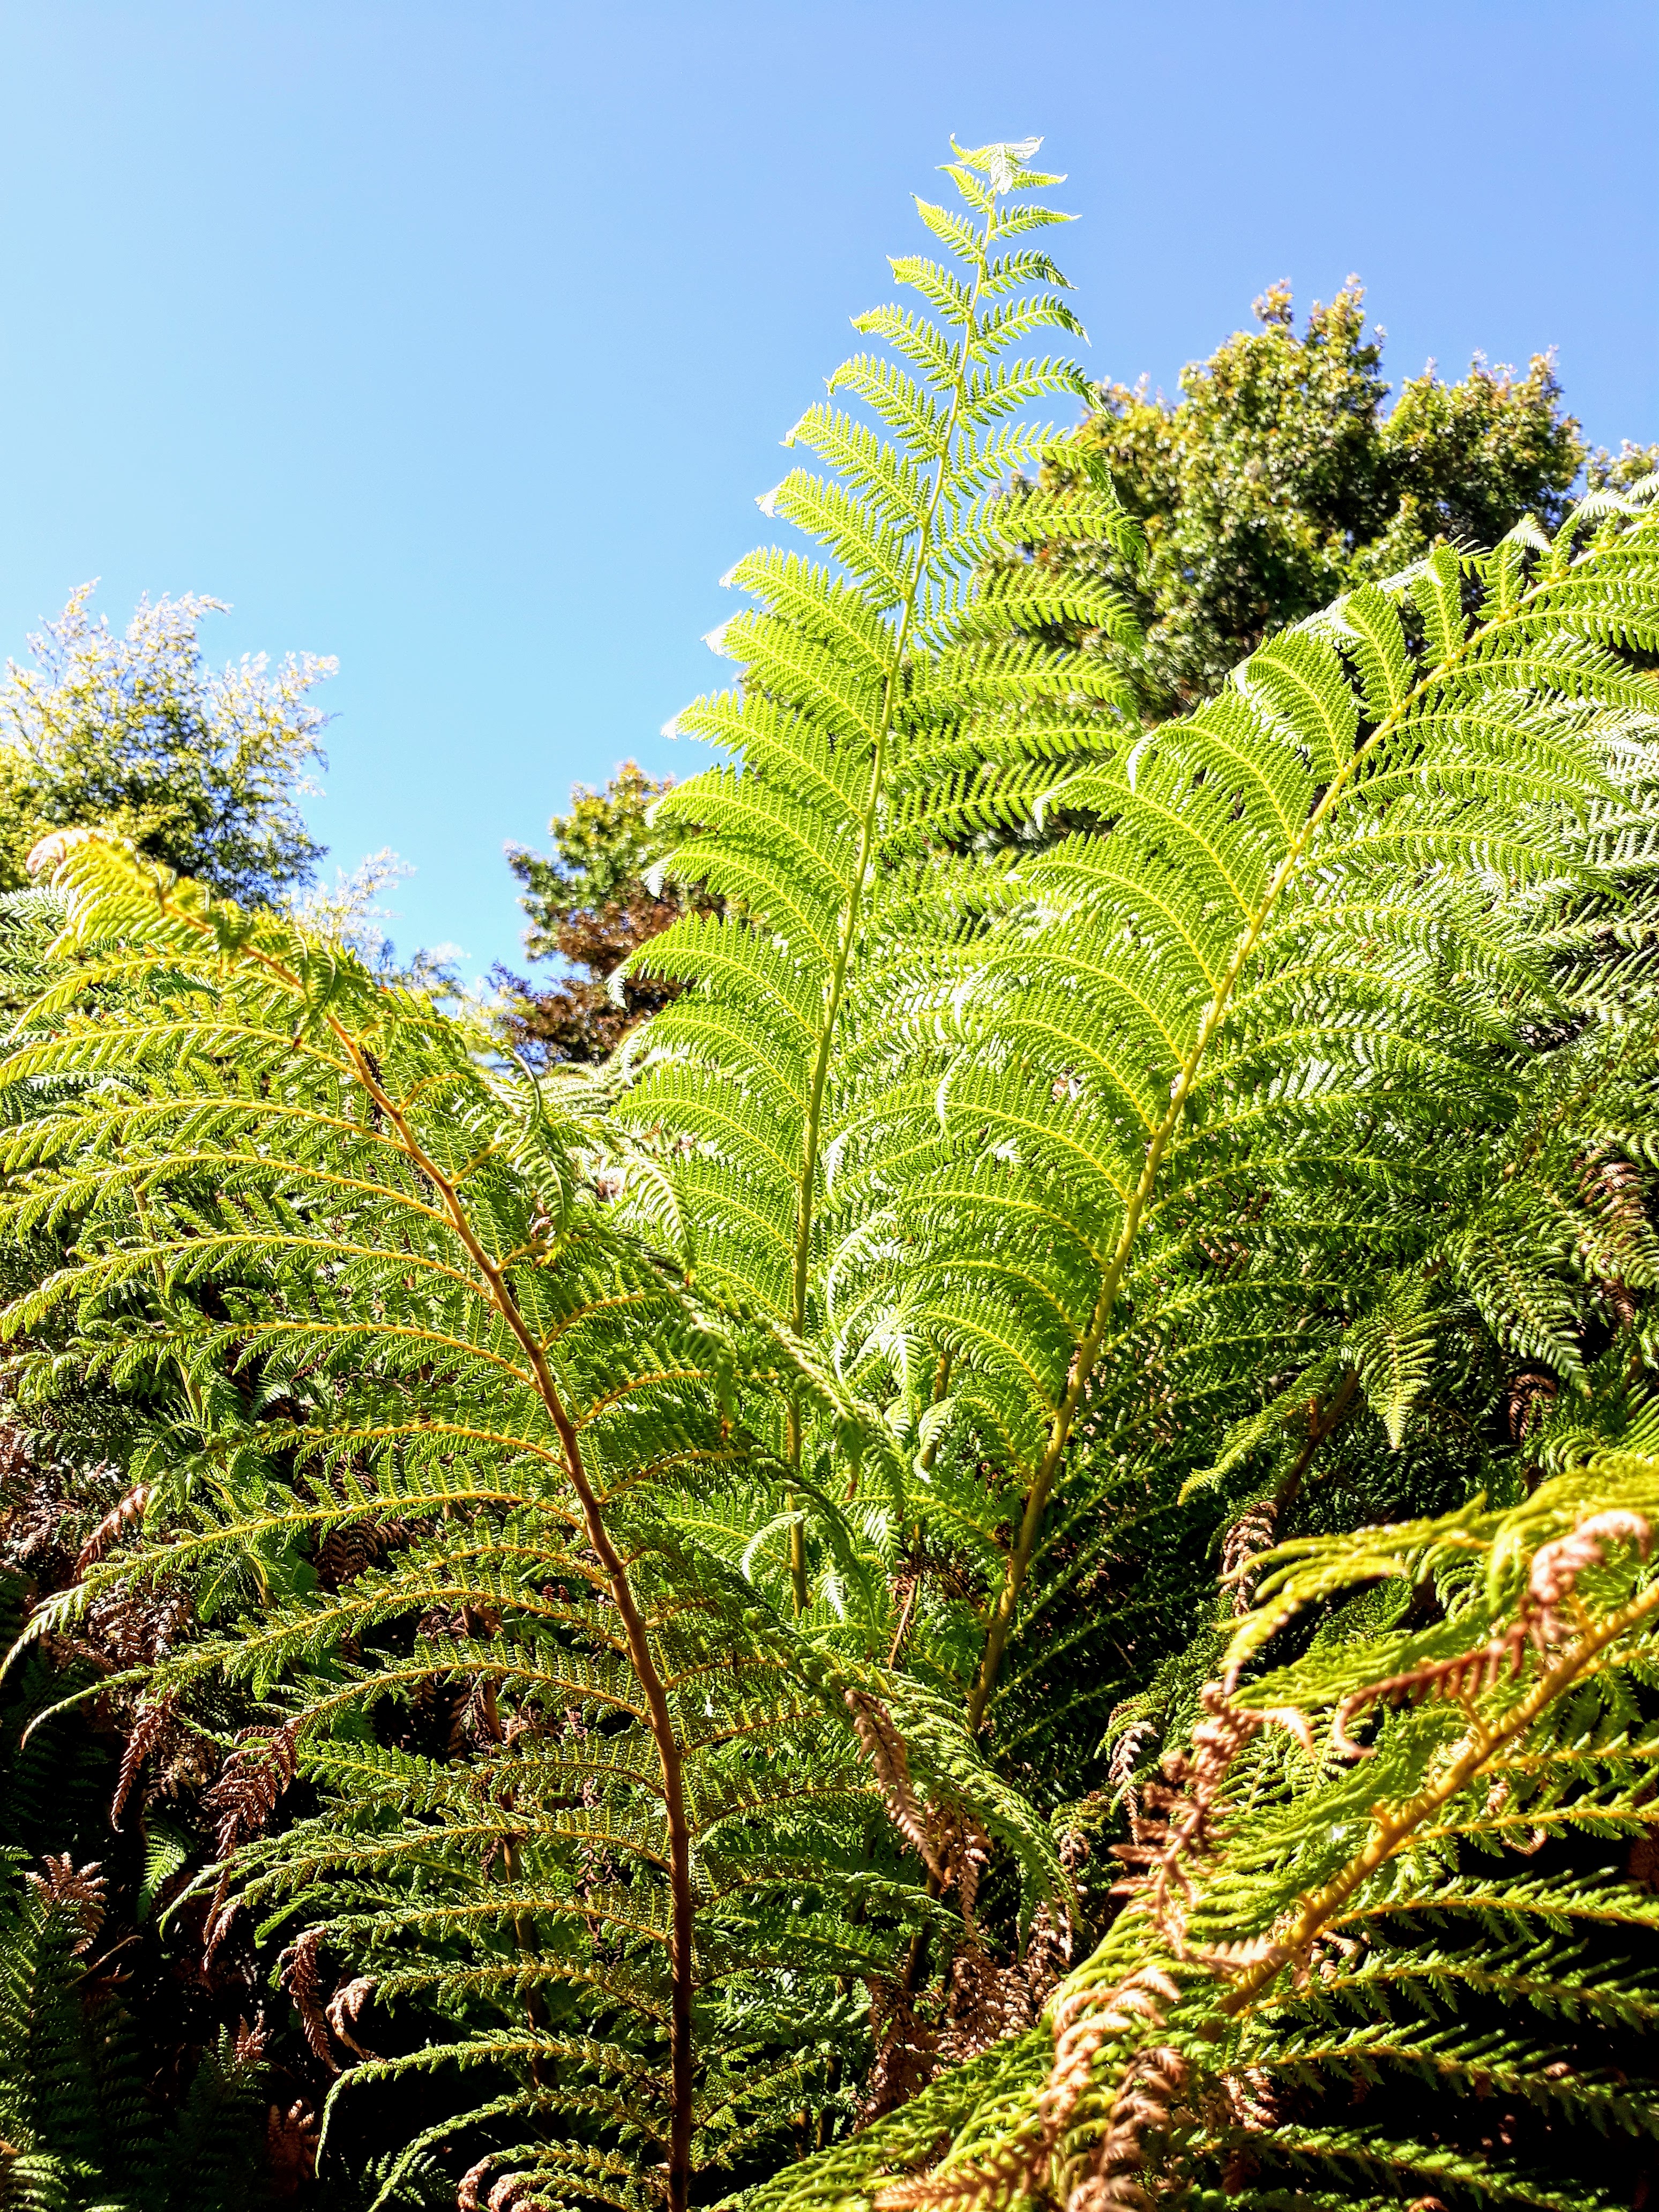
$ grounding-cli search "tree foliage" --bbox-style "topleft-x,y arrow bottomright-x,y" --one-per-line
0,586 -> 332,903
497,763 -> 703,1065
1056,281 -> 1587,719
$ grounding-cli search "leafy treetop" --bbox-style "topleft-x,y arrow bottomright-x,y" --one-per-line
0,585 -> 332,904
1059,280 -> 1587,719
497,759 -> 709,1065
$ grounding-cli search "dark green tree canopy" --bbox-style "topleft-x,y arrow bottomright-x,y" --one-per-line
497,759 -> 706,1064
1056,280 -> 1587,719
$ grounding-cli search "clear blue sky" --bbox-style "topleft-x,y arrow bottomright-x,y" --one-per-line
2,1 -> 1655,977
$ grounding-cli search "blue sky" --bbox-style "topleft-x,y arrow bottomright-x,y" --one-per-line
2,1 -> 1655,978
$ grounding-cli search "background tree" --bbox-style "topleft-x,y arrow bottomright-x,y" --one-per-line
1049,280 -> 1587,720
495,759 -> 709,1064
0,584 -> 332,902
1591,437 -> 1659,492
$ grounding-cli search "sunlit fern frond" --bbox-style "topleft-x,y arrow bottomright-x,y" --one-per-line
0,831 -> 1057,2212
612,131 -> 1659,1742
893,490 -> 1659,1731
614,138 -> 1143,1617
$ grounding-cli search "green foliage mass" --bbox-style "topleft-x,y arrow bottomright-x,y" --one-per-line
0,1852 -> 268,2212
1054,280 -> 1587,719
513,763 -> 686,948
5,139 -> 1659,2212
498,762 -> 706,1065
0,585 -> 332,903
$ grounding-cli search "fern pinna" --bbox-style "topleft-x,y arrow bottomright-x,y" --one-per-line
0,837 -> 1051,2211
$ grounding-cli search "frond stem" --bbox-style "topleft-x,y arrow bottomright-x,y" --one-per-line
328,1036 -> 699,2212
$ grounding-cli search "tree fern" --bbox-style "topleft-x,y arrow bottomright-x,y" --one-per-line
609,133 -> 1659,1758
0,835 -> 1054,2210
933,976 -> 1659,1815
6,141 -> 1659,2210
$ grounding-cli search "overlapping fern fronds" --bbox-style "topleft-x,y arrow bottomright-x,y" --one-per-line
898,477 -> 1659,1730
915,993 -> 1659,1827
754,1424 -> 1659,2212
0,834 -> 1052,2212
980,835 -> 1659,1802
609,127 -> 1659,1750
6,140 -> 1659,2212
